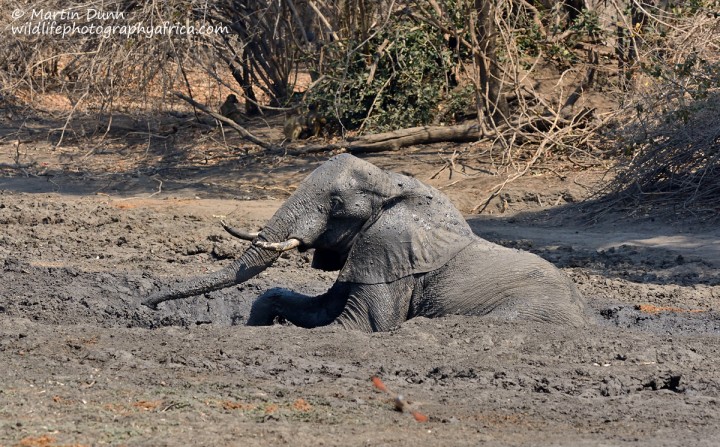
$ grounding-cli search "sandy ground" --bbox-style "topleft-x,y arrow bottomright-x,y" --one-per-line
1,117 -> 719,446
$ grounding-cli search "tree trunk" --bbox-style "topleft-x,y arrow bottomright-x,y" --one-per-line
474,0 -> 509,124
241,51 -> 260,115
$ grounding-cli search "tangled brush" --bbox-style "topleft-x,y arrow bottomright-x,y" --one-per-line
601,93 -> 720,220
590,7 -> 720,222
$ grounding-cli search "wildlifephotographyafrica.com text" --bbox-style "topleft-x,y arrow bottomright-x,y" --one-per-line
10,8 -> 228,38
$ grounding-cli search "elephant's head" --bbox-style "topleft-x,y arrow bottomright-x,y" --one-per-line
264,154 -> 477,282
143,154 -> 474,308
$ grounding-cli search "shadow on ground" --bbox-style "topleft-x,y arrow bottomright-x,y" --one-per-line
467,202 -> 720,288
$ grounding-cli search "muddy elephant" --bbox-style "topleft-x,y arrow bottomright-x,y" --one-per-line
143,154 -> 587,331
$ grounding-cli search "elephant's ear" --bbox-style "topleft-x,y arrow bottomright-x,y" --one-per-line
337,192 -> 475,284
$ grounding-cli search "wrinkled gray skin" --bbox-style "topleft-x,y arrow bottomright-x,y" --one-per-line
143,154 -> 587,331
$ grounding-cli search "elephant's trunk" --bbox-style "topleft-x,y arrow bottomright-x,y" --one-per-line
142,243 -> 281,309
141,191 -> 313,310
141,206 -> 304,309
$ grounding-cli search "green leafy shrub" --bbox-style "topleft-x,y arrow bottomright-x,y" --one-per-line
306,18 -> 456,133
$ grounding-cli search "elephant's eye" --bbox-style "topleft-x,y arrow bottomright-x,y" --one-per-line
330,196 -> 344,214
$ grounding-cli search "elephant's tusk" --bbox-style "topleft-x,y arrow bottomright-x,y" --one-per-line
253,238 -> 301,252
220,220 -> 260,241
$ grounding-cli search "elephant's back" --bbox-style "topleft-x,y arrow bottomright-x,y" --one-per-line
416,239 -> 587,327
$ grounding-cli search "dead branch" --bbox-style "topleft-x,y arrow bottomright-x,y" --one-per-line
289,106 -> 596,156
471,134 -> 553,214
0,162 -> 36,170
309,1 -> 342,44
172,92 -> 278,151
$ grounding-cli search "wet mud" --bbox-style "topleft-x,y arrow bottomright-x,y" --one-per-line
1,190 -> 719,446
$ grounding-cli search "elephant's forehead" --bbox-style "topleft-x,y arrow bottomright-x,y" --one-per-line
303,157 -> 381,191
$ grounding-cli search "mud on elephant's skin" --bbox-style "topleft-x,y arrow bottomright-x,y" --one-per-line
142,154 -> 587,331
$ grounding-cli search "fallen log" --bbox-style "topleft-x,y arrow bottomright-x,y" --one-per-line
174,90 -> 592,156
288,122 -> 484,155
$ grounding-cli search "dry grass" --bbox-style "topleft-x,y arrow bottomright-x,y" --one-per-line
2,0 -> 225,115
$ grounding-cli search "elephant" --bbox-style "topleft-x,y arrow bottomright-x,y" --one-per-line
142,154 -> 587,331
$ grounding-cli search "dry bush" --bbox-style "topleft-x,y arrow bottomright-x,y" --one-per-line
200,0 -> 318,113
603,94 -> 719,218
2,0 -> 215,117
4,0 -> 718,224
386,0 -> 617,212
475,0 -> 610,158
594,5 -> 720,220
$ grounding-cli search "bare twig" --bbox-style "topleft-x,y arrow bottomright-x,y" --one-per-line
309,1 -> 342,45
471,136 -> 552,214
172,91 -> 278,151
54,90 -> 89,149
